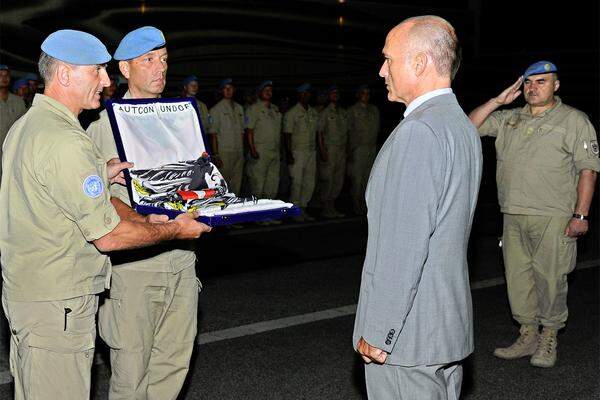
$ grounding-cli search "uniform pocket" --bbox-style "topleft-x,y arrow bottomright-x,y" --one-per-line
28,331 -> 95,354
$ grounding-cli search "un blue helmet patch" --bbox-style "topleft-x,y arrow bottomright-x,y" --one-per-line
83,175 -> 104,198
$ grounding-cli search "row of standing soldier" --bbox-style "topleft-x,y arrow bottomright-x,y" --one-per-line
181,77 -> 381,221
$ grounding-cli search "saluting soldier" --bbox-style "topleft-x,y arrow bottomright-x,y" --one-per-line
208,78 -> 245,194
87,26 -> 205,399
283,83 -> 319,221
245,80 -> 282,202
1,29 -> 208,400
470,61 -> 600,368
317,85 -> 349,218
347,84 -> 380,215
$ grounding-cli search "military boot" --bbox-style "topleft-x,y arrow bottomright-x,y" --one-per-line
530,327 -> 558,368
493,324 -> 539,360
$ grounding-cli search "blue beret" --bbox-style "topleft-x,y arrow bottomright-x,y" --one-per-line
257,80 -> 273,92
114,26 -> 166,61
12,78 -> 29,91
356,84 -> 370,93
0,65 -> 8,71
24,73 -> 39,82
327,85 -> 338,94
41,30 -> 111,65
219,78 -> 233,91
182,75 -> 198,87
296,83 -> 311,93
523,61 -> 557,79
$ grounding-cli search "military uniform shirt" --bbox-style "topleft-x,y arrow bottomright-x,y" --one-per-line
245,101 -> 282,151
282,103 -> 319,151
348,102 -> 380,148
0,94 -> 120,301
208,99 -> 244,151
319,103 -> 349,147
86,91 -> 195,273
479,97 -> 600,216
0,92 -> 27,181
193,98 -> 210,135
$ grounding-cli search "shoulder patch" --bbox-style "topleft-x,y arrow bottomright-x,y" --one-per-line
83,175 -> 104,198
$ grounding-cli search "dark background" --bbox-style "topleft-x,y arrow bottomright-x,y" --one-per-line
1,0 -> 598,258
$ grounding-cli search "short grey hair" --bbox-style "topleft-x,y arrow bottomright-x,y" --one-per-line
401,15 -> 462,80
38,51 -> 59,84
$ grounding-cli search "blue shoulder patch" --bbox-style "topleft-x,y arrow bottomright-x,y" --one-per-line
83,175 -> 104,198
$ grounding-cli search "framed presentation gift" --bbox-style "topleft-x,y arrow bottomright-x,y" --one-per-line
105,97 -> 299,226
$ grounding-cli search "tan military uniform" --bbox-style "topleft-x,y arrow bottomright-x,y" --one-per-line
193,97 -> 210,135
347,102 -> 380,214
0,94 -> 120,400
283,103 -> 319,208
245,101 -> 282,198
318,103 -> 349,209
87,91 -> 199,400
480,97 -> 600,329
208,99 -> 245,194
0,92 -> 26,184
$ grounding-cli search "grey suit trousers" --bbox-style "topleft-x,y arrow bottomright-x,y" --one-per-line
365,362 -> 462,400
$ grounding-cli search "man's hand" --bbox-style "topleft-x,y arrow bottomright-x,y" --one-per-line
250,148 -> 260,159
356,337 -> 388,364
172,211 -> 212,239
565,218 -> 588,238
107,158 -> 133,185
494,76 -> 523,106
146,214 -> 169,224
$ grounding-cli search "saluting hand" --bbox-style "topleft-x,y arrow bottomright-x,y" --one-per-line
107,158 -> 133,185
494,76 -> 523,106
357,337 -> 388,364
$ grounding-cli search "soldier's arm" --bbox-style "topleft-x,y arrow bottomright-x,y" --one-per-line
574,169 -> 597,217
245,107 -> 258,158
246,128 -> 259,159
282,111 -> 294,164
469,77 -> 523,130
94,209 -> 210,252
208,109 -> 222,166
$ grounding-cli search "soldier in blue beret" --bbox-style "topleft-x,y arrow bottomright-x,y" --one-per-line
208,78 -> 245,194
180,74 -> 210,130
317,84 -> 349,218
87,25 -> 209,399
245,80 -> 282,218
347,84 -> 380,215
283,83 -> 319,221
1,28 -> 209,400
12,78 -> 29,100
470,61 -> 599,368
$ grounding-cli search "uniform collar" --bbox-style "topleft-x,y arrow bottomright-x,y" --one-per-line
32,94 -> 80,125
521,96 -> 562,118
122,90 -> 160,100
404,88 -> 453,118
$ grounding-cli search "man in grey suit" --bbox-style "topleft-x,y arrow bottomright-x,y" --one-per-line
353,15 -> 482,399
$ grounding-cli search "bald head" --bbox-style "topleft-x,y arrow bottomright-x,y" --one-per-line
379,15 -> 460,104
392,16 -> 460,80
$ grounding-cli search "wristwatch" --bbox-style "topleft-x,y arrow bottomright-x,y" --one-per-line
572,213 -> 588,221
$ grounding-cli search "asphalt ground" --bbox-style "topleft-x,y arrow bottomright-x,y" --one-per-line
0,210 -> 598,399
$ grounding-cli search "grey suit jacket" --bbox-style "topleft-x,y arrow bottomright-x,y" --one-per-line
352,93 -> 482,366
